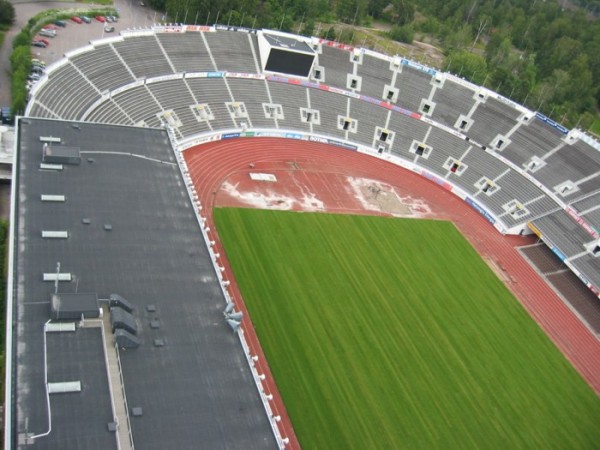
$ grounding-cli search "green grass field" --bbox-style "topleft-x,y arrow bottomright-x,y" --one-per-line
215,208 -> 600,449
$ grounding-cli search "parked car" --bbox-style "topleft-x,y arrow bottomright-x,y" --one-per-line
32,40 -> 47,48
80,16 -> 91,23
105,15 -> 114,22
95,16 -> 106,22
71,16 -> 83,24
31,66 -> 44,74
110,15 -> 119,22
28,73 -> 41,81
54,20 -> 67,27
39,29 -> 56,38
0,107 -> 13,125
104,25 -> 115,33
31,58 -> 46,66
37,38 -> 50,46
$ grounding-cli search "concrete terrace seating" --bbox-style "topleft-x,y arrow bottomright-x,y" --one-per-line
267,81 -> 311,132
156,32 -> 215,73
185,77 -> 235,130
570,192 -> 600,217
348,98 -> 390,148
395,65 -> 433,113
110,85 -> 162,125
532,210 -> 593,258
356,54 -> 394,100
533,139 -> 600,199
502,117 -> 566,168
571,255 -> 600,295
86,99 -> 133,125
468,96 -> 521,147
387,112 -> 430,156
204,31 -> 259,73
318,45 -> 354,89
33,63 -> 100,120
308,88 -> 348,140
71,44 -> 135,92
227,78 -> 276,129
430,79 -> 477,129
147,78 -> 196,111
112,36 -> 174,78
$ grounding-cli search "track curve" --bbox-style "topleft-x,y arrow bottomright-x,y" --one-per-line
184,137 -> 600,448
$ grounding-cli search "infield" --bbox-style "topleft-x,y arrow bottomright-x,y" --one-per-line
215,207 -> 600,449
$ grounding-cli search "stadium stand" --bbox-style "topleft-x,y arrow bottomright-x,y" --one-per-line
70,44 -> 136,92
23,26 -> 600,300
318,45 -> 354,89
356,53 -> 394,100
156,32 -> 215,73
204,31 -> 260,73
430,78 -> 477,129
394,64 -> 434,113
112,35 -> 174,78
502,117 -> 565,168
468,96 -> 521,146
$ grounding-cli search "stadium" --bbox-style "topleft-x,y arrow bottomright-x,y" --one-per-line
6,23 -> 600,449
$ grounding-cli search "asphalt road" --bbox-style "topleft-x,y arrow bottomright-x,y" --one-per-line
0,0 -> 158,106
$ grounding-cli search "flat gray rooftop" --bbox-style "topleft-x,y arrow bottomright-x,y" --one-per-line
11,118 -> 277,449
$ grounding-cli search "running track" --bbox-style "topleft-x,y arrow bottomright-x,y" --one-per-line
184,137 -> 600,448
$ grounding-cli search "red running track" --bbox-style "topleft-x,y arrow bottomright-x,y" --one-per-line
184,138 -> 600,448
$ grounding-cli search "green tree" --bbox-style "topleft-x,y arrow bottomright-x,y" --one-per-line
336,0 -> 368,25
389,24 -> 414,44
445,50 -> 487,86
0,0 -> 15,26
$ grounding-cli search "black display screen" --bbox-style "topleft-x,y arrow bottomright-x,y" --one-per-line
265,48 -> 314,77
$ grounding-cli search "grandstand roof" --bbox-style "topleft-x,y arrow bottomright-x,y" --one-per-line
10,118 -> 277,449
262,32 -> 314,53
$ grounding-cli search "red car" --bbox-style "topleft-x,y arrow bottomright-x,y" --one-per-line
43,24 -> 58,30
37,38 -> 50,46
95,16 -> 106,22
71,16 -> 83,24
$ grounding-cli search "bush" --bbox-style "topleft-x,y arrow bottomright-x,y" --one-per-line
389,24 -> 414,44
12,29 -> 31,49
0,0 -> 14,26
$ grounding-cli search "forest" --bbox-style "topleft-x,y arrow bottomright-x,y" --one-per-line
147,0 -> 600,132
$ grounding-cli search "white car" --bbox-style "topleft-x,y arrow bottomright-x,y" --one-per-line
39,29 -> 56,38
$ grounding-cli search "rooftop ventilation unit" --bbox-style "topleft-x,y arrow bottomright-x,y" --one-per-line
115,329 -> 141,348
109,294 -> 134,313
110,307 -> 138,335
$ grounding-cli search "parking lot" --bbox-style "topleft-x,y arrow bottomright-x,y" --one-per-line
0,0 -> 158,105
29,0 -> 159,65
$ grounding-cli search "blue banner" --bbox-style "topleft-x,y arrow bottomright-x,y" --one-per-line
465,197 -> 496,225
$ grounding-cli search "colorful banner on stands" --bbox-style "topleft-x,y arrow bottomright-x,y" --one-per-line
566,207 -> 599,239
465,197 -> 496,225
420,170 -> 453,192
535,112 -> 569,135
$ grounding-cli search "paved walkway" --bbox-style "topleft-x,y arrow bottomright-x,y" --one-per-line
81,305 -> 133,450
